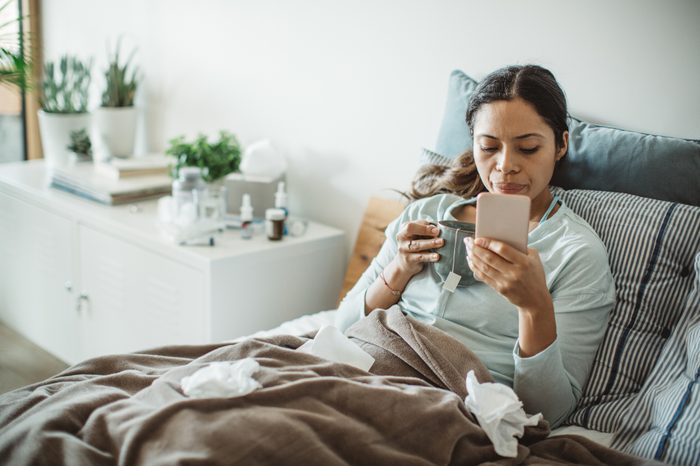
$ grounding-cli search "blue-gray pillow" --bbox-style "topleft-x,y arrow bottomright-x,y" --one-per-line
433,69 -> 700,206
554,117 -> 700,207
610,253 -> 700,466
434,70 -> 477,158
551,188 -> 700,433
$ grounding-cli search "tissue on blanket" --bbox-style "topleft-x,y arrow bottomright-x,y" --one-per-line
297,325 -> 375,371
464,370 -> 542,458
181,359 -> 261,398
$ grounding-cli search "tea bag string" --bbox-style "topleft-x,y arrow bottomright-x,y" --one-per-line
452,230 -> 461,273
441,223 -> 462,274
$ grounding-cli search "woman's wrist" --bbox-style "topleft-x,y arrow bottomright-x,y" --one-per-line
382,260 -> 413,293
517,298 -> 554,320
363,260 -> 413,315
517,298 -> 556,357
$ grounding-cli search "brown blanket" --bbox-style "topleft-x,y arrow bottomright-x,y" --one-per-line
0,308 -> 660,465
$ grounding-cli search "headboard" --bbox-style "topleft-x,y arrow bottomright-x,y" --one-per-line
338,196 -> 405,304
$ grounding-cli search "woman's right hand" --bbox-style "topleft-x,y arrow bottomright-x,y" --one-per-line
393,220 -> 444,277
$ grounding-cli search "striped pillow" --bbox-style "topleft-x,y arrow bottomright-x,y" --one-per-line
611,253 -> 700,465
553,188 -> 700,432
418,147 -> 452,167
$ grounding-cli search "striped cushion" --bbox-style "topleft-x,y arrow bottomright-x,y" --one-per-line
553,188 -> 700,432
418,147 -> 452,167
611,253 -> 700,465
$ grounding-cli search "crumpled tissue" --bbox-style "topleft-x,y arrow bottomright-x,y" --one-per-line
181,358 -> 262,398
296,325 -> 375,371
464,370 -> 542,457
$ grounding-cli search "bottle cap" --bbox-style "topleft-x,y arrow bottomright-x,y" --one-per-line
266,208 -> 286,221
274,181 -> 287,208
240,193 -> 253,221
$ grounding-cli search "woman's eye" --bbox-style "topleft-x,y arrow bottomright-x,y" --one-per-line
480,147 -> 497,152
521,147 -> 539,154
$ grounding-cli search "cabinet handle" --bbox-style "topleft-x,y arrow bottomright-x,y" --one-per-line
76,292 -> 89,313
64,281 -> 73,292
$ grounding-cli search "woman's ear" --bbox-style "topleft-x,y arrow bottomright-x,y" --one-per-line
556,131 -> 569,161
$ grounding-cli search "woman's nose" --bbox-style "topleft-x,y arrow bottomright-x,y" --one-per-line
496,148 -> 518,173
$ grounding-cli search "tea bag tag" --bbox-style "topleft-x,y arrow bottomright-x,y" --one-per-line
442,272 -> 461,293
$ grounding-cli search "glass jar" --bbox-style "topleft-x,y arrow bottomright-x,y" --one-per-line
199,185 -> 228,223
172,167 -> 206,225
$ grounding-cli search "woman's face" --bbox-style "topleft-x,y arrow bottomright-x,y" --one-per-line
472,97 -> 568,215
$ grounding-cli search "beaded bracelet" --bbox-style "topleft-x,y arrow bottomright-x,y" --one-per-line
379,270 -> 402,297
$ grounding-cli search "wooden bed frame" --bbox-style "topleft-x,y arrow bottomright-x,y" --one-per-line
338,196 -> 406,303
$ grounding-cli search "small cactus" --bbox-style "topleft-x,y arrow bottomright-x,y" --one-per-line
66,128 -> 92,161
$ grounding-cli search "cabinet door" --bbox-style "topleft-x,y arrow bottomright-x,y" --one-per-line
0,192 -> 79,363
78,225 -> 205,359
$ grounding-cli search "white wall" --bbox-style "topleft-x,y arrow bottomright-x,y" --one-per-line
41,0 -> 700,253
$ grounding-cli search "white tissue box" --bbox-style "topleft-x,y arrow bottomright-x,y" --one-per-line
224,173 -> 285,219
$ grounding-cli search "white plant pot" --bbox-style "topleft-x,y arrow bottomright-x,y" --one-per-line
38,110 -> 92,168
95,107 -> 137,158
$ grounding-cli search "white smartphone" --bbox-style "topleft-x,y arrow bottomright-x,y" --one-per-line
475,193 -> 531,253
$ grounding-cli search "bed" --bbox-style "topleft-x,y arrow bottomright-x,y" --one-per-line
1,70 -> 698,465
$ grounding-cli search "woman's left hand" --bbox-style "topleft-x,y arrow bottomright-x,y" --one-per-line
464,237 -> 551,315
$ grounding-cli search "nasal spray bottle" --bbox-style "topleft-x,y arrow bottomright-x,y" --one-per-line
240,193 -> 254,239
274,181 -> 288,236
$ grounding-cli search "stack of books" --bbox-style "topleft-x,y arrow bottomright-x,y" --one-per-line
93,154 -> 172,180
50,155 -> 173,205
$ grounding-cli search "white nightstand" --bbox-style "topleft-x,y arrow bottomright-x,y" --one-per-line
0,161 -> 346,364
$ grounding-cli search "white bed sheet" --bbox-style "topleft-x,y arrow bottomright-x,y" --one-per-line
247,310 -> 614,447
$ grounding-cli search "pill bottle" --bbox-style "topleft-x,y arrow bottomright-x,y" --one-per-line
265,208 -> 285,241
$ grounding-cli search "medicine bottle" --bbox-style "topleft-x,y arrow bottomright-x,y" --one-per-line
240,193 -> 254,240
265,208 -> 285,241
274,181 -> 288,235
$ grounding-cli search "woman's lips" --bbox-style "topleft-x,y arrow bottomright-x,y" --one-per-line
493,183 -> 526,194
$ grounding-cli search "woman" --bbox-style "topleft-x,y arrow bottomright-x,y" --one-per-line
335,65 -> 615,428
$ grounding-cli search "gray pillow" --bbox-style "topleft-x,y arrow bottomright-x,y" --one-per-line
610,253 -> 700,466
552,188 -> 700,433
553,117 -> 700,207
433,69 -> 700,206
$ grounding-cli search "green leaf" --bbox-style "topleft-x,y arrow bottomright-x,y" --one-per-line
164,131 -> 242,182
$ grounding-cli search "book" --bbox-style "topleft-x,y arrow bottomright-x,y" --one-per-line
93,154 -> 172,180
50,163 -> 172,205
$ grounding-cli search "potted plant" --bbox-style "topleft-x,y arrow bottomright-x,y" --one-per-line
38,54 -> 92,167
0,0 -> 30,91
95,39 -> 140,158
66,128 -> 92,162
165,130 -> 242,183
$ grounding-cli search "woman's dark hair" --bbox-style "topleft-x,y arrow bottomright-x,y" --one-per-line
408,64 -> 569,201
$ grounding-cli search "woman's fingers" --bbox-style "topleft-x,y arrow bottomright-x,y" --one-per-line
396,220 -> 443,254
403,221 -> 440,239
400,237 -> 444,253
472,238 -> 518,263
469,240 -> 511,273
408,252 -> 441,263
393,220 -> 443,275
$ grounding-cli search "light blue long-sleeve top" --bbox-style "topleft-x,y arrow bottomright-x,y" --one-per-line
335,193 -> 615,427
